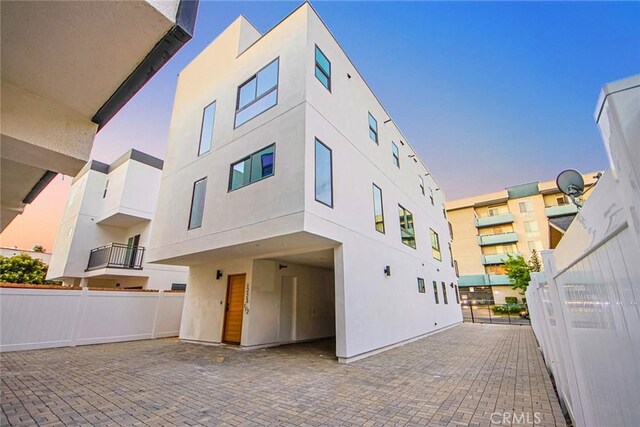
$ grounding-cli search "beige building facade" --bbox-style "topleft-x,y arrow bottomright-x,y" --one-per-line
446,174 -> 598,305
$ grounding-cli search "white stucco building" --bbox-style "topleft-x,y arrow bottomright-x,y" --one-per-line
148,3 -> 462,362
0,0 -> 197,230
47,150 -> 187,290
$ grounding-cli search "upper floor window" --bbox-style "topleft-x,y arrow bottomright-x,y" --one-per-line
430,228 -> 441,260
524,220 -> 539,237
368,113 -> 378,144
198,101 -> 216,155
398,205 -> 416,249
188,178 -> 207,230
235,58 -> 279,128
103,179 -> 109,198
556,195 -> 569,206
419,175 -> 425,195
392,142 -> 400,168
429,187 -> 434,205
448,243 -> 454,267
315,139 -> 333,207
433,281 -> 440,304
441,282 -> 448,304
372,184 -> 385,233
229,144 -> 275,191
417,278 -> 426,293
519,200 -> 534,215
315,46 -> 331,91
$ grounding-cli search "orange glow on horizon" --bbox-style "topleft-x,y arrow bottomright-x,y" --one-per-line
0,175 -> 71,253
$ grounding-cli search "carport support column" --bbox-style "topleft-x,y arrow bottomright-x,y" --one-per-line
334,244 -> 348,361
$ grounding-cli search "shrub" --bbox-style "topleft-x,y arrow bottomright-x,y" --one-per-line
492,304 -> 525,315
505,296 -> 518,304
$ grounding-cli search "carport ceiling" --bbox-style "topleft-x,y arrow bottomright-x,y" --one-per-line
273,249 -> 335,270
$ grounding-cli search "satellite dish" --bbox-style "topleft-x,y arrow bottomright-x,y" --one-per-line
556,169 -> 584,207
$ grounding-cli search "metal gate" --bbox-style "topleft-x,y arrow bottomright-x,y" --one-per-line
461,300 -> 530,325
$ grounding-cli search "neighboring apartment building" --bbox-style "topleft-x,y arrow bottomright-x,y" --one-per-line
0,247 -> 52,265
0,0 -> 197,230
148,3 -> 462,363
446,174 -> 598,305
47,150 -> 187,290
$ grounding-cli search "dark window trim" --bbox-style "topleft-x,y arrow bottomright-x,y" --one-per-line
430,228 -> 442,261
372,183 -> 385,234
417,277 -> 426,293
187,177 -> 207,230
314,138 -> 334,208
419,176 -> 425,195
234,57 -> 280,129
227,143 -> 276,192
314,45 -> 331,92
392,142 -> 400,168
368,112 -> 379,144
198,100 -> 216,157
398,204 -> 416,249
441,282 -> 449,304
433,280 -> 440,304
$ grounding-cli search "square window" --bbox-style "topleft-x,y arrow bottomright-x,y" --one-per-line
235,59 -> 279,127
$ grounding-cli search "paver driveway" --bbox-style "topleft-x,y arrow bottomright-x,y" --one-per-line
1,324 -> 566,426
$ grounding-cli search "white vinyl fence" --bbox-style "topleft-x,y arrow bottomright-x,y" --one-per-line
526,76 -> 640,427
0,287 -> 184,352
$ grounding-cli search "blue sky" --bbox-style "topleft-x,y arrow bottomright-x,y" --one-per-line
93,1 -> 639,200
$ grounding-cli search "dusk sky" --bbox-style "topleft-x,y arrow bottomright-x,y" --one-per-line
2,1 -> 638,251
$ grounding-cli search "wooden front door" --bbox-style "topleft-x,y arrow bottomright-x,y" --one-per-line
223,274 -> 245,344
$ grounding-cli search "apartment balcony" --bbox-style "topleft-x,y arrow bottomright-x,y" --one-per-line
545,204 -> 578,218
477,232 -> 519,246
458,274 -> 489,286
481,253 -> 519,265
86,243 -> 145,271
489,274 -> 511,285
474,213 -> 514,228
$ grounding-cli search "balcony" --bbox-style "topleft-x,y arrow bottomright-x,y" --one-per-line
545,204 -> 578,218
474,213 -> 514,228
458,274 -> 489,286
489,274 -> 511,285
481,253 -> 519,265
86,243 -> 145,271
477,232 -> 519,246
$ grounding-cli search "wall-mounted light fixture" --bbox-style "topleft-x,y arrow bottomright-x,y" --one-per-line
216,270 -> 223,280
384,118 -> 392,124
279,264 -> 288,270
384,266 -> 391,276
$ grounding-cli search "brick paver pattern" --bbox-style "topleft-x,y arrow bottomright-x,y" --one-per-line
1,324 -> 566,426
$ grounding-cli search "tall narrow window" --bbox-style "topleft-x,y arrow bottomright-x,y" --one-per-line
198,101 -> 216,155
103,179 -> 109,198
454,284 -> 460,304
429,187 -> 434,205
368,113 -> 378,144
229,144 -> 275,191
433,281 -> 439,304
398,205 -> 416,249
417,278 -> 426,293
441,282 -> 448,304
315,139 -> 333,207
235,58 -> 279,127
392,142 -> 400,168
372,184 -> 385,233
419,175 -> 425,195
315,46 -> 331,91
448,243 -> 454,267
188,178 -> 207,230
430,229 -> 441,260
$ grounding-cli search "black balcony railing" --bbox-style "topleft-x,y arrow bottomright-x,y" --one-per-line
86,243 -> 145,271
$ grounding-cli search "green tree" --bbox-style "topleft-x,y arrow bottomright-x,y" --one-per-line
0,253 -> 50,284
504,254 -> 531,294
32,244 -> 46,253
529,249 -> 542,272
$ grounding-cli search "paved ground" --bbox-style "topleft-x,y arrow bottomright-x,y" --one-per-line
1,324 -> 566,427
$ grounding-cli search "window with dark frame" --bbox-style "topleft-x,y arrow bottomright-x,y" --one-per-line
372,184 -> 385,233
235,58 -> 279,127
188,178 -> 207,230
368,112 -> 378,144
430,228 -> 441,260
392,142 -> 400,168
398,205 -> 416,249
229,144 -> 275,191
429,187 -> 434,205
315,139 -> 333,207
198,101 -> 216,156
417,278 -> 426,293
315,46 -> 331,91
454,284 -> 460,304
441,282 -> 448,304
419,175 -> 425,195
433,280 -> 439,304
448,243 -> 454,267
